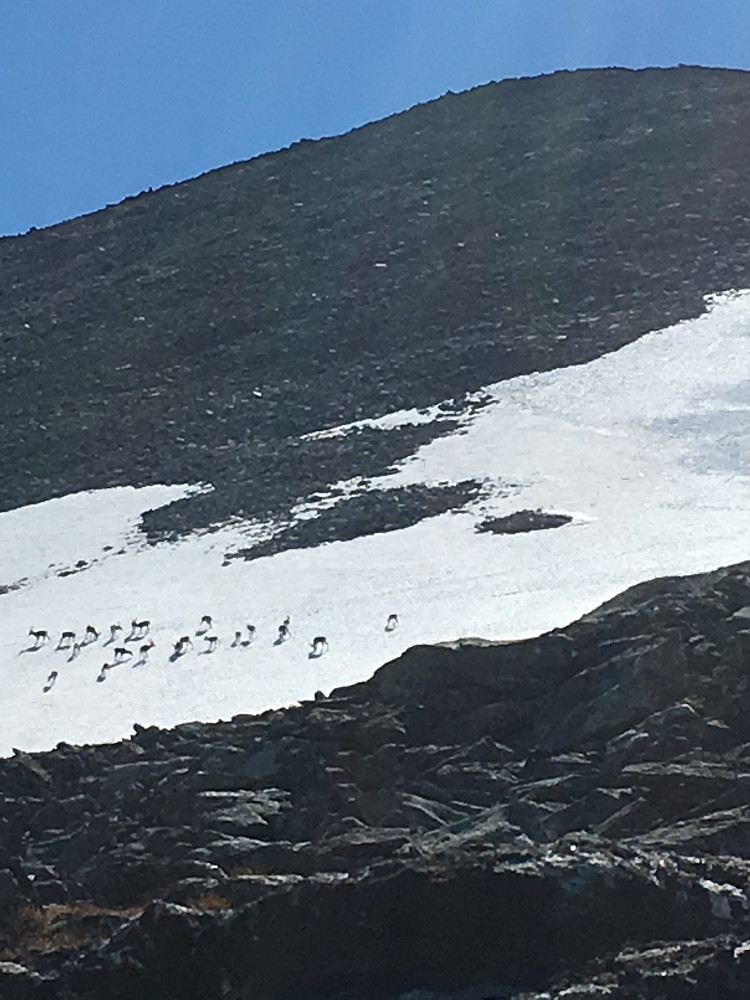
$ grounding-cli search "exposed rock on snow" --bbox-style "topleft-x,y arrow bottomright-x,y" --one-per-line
229,480 -> 486,561
475,508 -> 573,534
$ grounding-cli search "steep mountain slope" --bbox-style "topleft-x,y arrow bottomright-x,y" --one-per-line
2,66 -> 750,539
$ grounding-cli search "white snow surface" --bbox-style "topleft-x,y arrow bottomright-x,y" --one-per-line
4,288 -> 750,756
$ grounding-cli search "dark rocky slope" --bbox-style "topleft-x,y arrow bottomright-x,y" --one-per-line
5,560 -> 750,996
3,66 -> 750,539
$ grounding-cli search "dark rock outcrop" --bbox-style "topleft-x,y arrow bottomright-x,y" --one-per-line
475,509 -> 573,534
229,479 -> 486,562
4,560 -> 750,996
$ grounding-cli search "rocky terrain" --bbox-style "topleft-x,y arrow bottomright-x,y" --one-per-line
475,509 -> 573,535
2,560 -> 750,997
3,66 -> 750,543
5,62 -> 750,999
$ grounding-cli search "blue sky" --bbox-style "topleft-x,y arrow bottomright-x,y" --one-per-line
2,0 -> 750,236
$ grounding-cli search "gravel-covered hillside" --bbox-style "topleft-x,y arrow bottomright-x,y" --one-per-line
2,67 -> 750,537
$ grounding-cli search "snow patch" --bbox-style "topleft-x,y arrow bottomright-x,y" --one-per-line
4,290 -> 750,755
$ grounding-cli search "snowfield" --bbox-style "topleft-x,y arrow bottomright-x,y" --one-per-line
3,289 -> 750,756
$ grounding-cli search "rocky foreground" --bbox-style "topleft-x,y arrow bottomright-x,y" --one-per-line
4,562 -> 750,997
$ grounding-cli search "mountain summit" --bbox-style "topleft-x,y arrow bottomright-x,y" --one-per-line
2,66 -> 750,537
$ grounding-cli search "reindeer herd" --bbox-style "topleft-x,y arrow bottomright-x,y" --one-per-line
27,612 -> 399,691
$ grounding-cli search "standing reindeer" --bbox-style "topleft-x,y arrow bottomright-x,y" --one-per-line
57,631 -> 76,649
385,614 -> 399,632
28,628 -> 48,648
84,625 -> 100,643
311,636 -> 329,656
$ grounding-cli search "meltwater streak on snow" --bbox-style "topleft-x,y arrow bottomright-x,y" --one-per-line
3,290 -> 750,755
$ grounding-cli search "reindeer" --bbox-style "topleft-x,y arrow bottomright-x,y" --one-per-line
246,624 -> 257,642
29,628 -> 48,648
68,642 -> 83,661
97,662 -> 114,682
107,624 -> 122,644
231,631 -> 242,648
43,670 -> 58,693
173,636 -> 192,656
84,625 -> 100,643
139,640 -> 155,661
204,635 -> 219,653
198,614 -> 213,633
131,619 -> 150,638
277,623 -> 291,643
385,613 -> 399,632
311,636 -> 329,656
114,647 -> 134,662
57,631 -> 76,649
